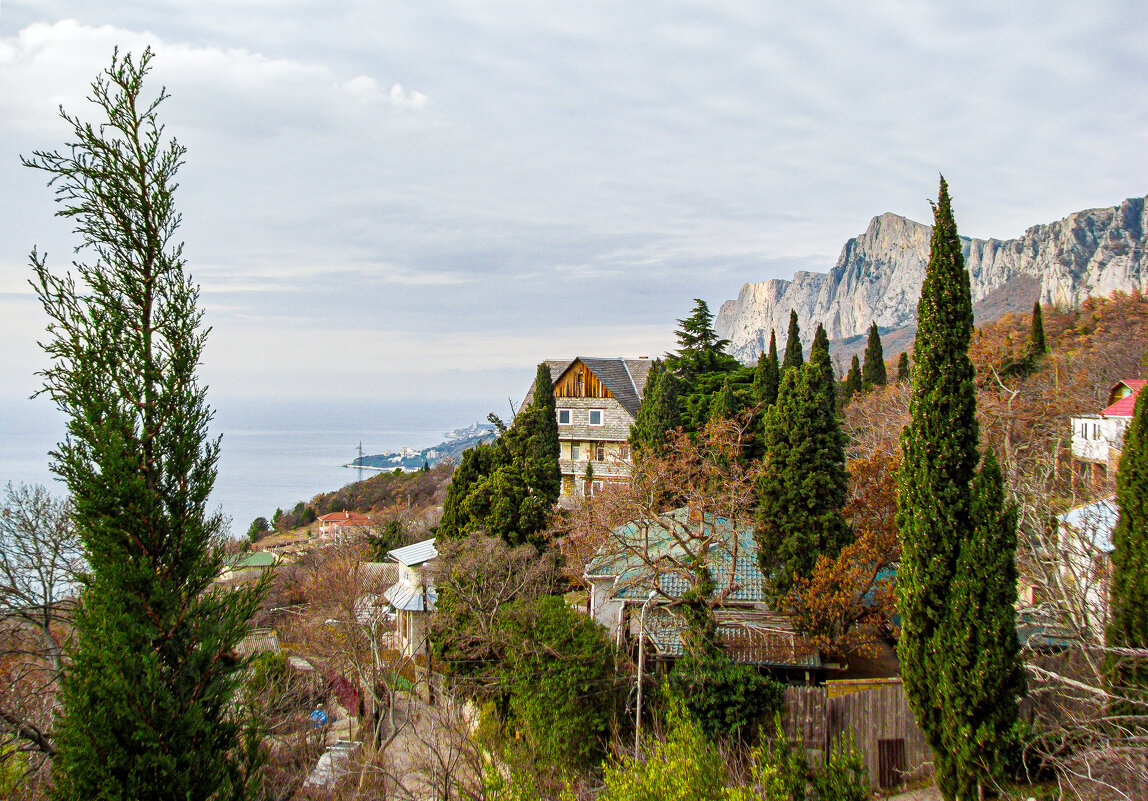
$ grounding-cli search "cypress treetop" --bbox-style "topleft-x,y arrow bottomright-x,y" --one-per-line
753,330 -> 780,406
782,310 -> 804,372
862,322 -> 887,387
897,351 -> 911,383
630,360 -> 682,456
843,354 -> 863,406
1029,301 -> 1048,358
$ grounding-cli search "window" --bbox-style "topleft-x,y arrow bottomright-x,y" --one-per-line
595,444 -> 606,461
557,409 -> 571,425
620,445 -> 630,461
570,442 -> 581,460
588,409 -> 604,426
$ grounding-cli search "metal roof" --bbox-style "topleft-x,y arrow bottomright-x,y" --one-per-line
645,607 -> 820,668
1058,498 -> 1117,553
387,537 -> 438,567
235,628 -> 281,658
384,582 -> 437,612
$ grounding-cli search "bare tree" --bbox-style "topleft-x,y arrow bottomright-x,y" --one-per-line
0,483 -> 81,795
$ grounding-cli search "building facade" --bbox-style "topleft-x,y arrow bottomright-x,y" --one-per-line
529,356 -> 652,502
1071,379 -> 1146,489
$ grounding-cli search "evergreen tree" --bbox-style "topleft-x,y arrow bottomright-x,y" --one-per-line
26,50 -> 263,799
670,298 -> 734,378
1107,386 -> 1148,688
757,323 -> 851,598
898,177 -> 1022,800
842,355 -> 863,406
753,330 -> 781,406
707,378 -> 738,422
437,363 -> 560,547
1029,301 -> 1048,359
630,360 -> 682,455
782,309 -> 804,372
897,351 -> 911,383
862,322 -> 887,387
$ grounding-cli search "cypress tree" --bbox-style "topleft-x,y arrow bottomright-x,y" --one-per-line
26,50 -> 263,799
897,351 -> 911,383
707,377 -> 737,422
862,322 -> 888,387
898,177 -> 1022,800
630,361 -> 682,456
1107,387 -> 1148,689
842,354 -> 863,406
753,330 -> 781,406
757,324 -> 851,598
942,450 -> 1024,799
1029,301 -> 1048,359
782,310 -> 803,372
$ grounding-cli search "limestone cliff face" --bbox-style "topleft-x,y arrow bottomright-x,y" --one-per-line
715,196 -> 1148,362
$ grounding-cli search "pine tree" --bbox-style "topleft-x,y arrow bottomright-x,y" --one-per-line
1107,387 -> 1148,689
1029,301 -> 1048,359
842,354 -> 863,406
862,322 -> 887,387
753,330 -> 781,406
898,177 -> 1022,800
26,50 -> 263,799
630,361 -> 682,456
782,309 -> 804,372
897,352 -> 911,383
757,324 -> 851,598
671,298 -> 734,378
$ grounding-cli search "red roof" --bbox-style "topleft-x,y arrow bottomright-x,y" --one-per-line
318,510 -> 372,527
1101,380 -> 1148,418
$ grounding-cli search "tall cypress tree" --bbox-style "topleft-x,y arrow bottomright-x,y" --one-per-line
753,330 -> 781,406
898,177 -> 1022,800
1028,301 -> 1048,359
630,360 -> 682,456
897,351 -> 911,383
757,324 -> 851,598
1107,387 -> 1148,688
842,354 -> 863,406
707,377 -> 737,422
782,310 -> 804,372
26,50 -> 263,799
862,322 -> 887,387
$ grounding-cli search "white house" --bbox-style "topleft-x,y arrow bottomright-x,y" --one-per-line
1071,380 -> 1146,488
382,538 -> 438,658
1054,498 -> 1117,639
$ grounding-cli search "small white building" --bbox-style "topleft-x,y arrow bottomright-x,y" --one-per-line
1054,498 -> 1117,639
1071,380 -> 1145,488
383,538 -> 438,658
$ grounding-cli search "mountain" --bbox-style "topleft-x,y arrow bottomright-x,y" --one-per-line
715,196 -> 1148,364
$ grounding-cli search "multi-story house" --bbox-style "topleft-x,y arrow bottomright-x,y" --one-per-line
527,356 -> 653,501
1071,379 -> 1146,488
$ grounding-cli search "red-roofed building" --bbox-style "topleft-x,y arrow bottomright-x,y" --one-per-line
1071,380 -> 1146,488
317,510 -> 374,541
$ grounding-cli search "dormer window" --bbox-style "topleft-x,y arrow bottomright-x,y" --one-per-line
588,409 -> 603,426
557,409 -> 571,425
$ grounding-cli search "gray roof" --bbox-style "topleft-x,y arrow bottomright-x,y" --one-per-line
387,538 -> 438,567
1058,498 -> 1117,553
521,357 -> 654,416
384,582 -> 438,612
235,628 -> 281,658
645,607 -> 821,668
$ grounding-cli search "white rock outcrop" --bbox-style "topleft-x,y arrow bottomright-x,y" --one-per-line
715,196 -> 1148,362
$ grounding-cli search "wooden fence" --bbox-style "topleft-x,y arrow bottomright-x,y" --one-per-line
782,678 -> 932,791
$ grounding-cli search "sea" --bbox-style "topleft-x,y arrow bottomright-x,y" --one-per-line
0,394 -> 495,537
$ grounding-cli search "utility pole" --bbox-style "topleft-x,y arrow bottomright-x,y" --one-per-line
634,589 -> 657,759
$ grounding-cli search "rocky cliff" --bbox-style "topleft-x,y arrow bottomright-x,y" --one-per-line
715,196 -> 1148,363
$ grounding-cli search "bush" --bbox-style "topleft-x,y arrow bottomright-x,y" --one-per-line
667,651 -> 784,740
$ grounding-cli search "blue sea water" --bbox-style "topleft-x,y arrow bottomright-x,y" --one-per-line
0,395 -> 493,537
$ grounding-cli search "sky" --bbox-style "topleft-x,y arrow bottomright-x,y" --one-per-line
2,2 -> 1147,410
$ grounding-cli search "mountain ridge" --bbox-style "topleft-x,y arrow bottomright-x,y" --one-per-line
715,196 -> 1148,363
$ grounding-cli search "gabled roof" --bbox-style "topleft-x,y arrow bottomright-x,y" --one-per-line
387,537 -> 438,567
584,507 -> 765,604
521,357 -> 654,416
1057,498 -> 1117,553
318,510 -> 373,527
1101,380 -> 1147,417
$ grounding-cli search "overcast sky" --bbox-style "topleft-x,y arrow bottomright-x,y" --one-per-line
3,2 -> 1146,407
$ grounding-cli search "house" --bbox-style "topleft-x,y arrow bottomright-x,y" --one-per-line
1053,497 -> 1117,639
218,550 -> 282,582
383,538 -> 438,658
1071,379 -> 1146,488
525,356 -> 653,502
317,510 -> 374,541
583,508 -> 821,677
